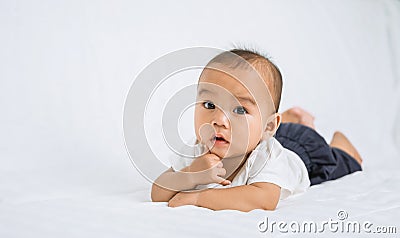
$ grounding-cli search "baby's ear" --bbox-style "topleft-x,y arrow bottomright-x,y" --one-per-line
263,113 -> 281,139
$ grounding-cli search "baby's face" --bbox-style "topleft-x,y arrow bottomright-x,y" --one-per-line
194,67 -> 274,159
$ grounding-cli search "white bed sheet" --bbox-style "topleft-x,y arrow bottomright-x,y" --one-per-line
1,160 -> 399,238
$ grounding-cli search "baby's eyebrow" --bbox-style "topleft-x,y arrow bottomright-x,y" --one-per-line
197,88 -> 213,96
236,95 -> 256,106
198,88 -> 256,105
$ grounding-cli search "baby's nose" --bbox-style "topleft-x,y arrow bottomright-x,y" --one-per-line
212,108 -> 230,128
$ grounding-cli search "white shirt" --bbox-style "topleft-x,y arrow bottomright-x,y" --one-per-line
169,137 -> 310,199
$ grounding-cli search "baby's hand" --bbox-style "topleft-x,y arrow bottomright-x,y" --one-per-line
186,153 -> 231,186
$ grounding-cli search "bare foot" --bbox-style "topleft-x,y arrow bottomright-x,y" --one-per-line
281,107 -> 316,129
330,131 -> 363,165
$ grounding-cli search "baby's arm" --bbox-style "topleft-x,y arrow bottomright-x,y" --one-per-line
168,182 -> 280,212
151,153 -> 231,202
151,166 -> 197,202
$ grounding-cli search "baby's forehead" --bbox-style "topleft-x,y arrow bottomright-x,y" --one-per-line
199,71 -> 245,94
197,84 -> 257,106
198,67 -> 273,100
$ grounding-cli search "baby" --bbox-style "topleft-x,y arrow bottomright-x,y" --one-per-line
151,48 -> 362,212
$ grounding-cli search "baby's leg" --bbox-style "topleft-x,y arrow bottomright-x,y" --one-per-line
330,131 -> 363,165
281,107 -> 315,129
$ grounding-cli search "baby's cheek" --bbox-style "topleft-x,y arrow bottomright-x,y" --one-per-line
236,125 -> 260,151
230,130 -> 249,152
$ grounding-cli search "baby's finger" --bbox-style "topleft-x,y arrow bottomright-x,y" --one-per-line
217,176 -> 231,186
202,144 -> 211,155
216,167 -> 226,177
196,140 -> 211,155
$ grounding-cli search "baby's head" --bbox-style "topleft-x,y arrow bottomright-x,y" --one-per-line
194,48 -> 283,159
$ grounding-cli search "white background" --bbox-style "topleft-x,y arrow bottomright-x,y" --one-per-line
1,0 -> 399,201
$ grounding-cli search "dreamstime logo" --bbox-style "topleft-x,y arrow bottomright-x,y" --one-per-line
122,47 -> 275,191
257,210 -> 397,234
337,210 -> 348,220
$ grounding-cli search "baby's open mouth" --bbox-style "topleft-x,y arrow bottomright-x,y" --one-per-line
214,136 -> 227,142
211,134 -> 229,146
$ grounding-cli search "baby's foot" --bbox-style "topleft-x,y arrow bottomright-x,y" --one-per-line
281,107 -> 315,129
330,131 -> 363,166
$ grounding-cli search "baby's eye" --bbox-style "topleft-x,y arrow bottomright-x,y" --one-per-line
233,106 -> 248,115
203,101 -> 215,110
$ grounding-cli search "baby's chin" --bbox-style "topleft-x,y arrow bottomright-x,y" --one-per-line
196,139 -> 252,158
209,148 -> 229,158
209,147 -> 249,160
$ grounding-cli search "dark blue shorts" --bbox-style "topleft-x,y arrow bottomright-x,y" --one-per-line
274,123 -> 362,185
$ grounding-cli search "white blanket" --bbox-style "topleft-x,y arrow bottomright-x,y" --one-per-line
1,165 -> 399,237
